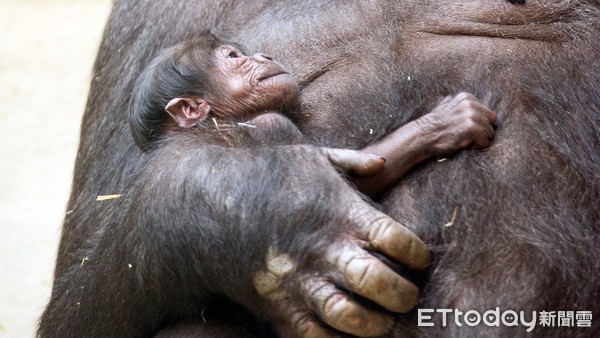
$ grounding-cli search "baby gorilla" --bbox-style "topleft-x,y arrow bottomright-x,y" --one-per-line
129,34 -> 497,195
129,33 -> 302,150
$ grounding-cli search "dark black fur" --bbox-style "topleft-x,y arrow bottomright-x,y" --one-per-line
128,34 -> 224,151
39,0 -> 599,337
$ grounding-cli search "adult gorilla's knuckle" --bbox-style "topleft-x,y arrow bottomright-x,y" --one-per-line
306,278 -> 330,299
322,291 -> 350,316
290,310 -> 319,337
349,203 -> 377,227
322,294 -> 373,335
266,250 -> 296,277
253,270 -> 281,296
368,216 -> 395,244
344,255 -> 374,289
406,234 -> 427,266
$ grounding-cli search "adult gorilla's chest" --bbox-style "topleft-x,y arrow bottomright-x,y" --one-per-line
217,0 -> 572,150
214,0 -> 594,234
217,0 -> 403,148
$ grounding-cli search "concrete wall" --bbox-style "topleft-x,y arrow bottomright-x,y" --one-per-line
0,1 -> 111,336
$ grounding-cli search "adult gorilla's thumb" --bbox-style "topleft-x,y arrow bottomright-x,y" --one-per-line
320,148 -> 386,177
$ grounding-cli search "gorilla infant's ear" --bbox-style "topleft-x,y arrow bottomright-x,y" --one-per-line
165,97 -> 211,128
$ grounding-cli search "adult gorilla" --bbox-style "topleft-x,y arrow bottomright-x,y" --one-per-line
40,1 -> 599,337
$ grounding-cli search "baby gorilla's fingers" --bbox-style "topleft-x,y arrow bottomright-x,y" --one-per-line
474,104 -> 498,148
421,92 -> 498,154
473,121 -> 496,149
462,100 -> 497,149
320,148 -> 386,177
452,93 -> 498,129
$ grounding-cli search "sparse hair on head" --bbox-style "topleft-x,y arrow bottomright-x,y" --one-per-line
128,33 -> 226,151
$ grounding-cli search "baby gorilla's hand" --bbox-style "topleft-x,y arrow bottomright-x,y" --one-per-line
355,92 -> 497,196
415,92 -> 497,154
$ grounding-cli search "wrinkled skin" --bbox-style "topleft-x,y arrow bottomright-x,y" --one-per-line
209,45 -> 299,116
165,43 -> 300,127
39,1 -> 599,338
161,41 -> 301,133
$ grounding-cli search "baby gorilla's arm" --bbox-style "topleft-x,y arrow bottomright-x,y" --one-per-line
245,112 -> 304,145
247,112 -> 387,176
245,93 -> 496,197
354,92 -> 497,196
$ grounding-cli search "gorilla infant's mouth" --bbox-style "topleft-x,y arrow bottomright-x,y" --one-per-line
257,71 -> 289,82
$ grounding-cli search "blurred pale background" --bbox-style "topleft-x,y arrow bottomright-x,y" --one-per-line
0,0 -> 112,336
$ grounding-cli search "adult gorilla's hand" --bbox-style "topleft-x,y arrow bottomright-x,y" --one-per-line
128,139 -> 430,337
320,147 -> 386,178
255,204 -> 430,337
248,148 -> 431,337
